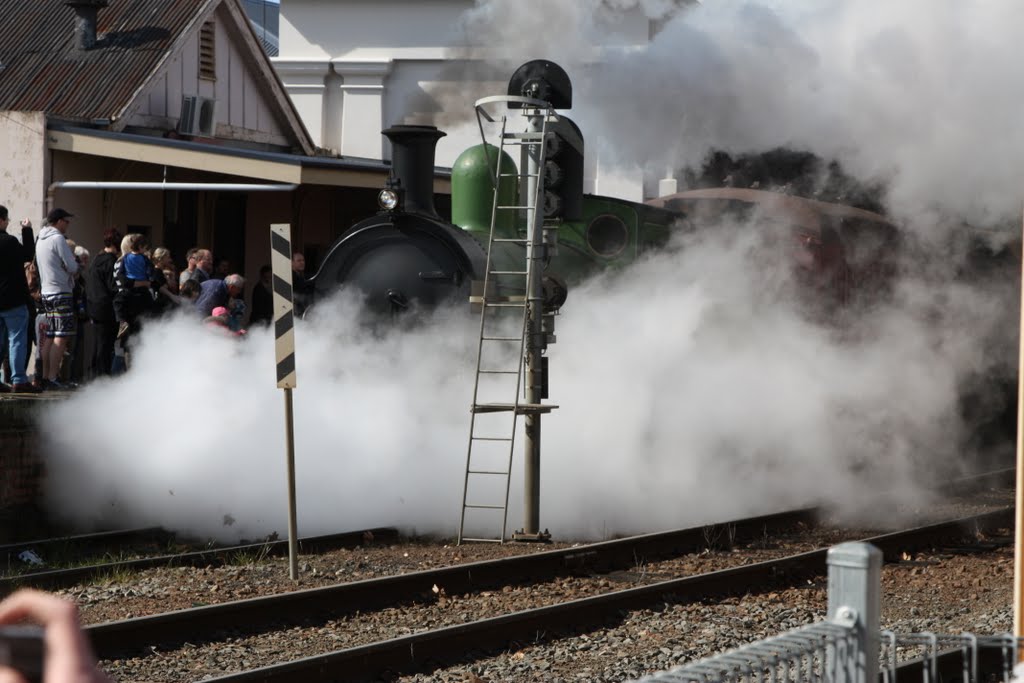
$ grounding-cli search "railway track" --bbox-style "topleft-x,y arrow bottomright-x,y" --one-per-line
0,526 -> 173,569
191,508 -> 1018,682
87,496 -> 1013,682
89,507 -> 818,657
10,469 -> 1004,595
1,527 -> 398,593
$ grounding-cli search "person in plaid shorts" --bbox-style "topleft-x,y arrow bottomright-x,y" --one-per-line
35,208 -> 80,390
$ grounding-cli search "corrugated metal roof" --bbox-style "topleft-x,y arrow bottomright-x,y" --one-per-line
0,0 -> 211,123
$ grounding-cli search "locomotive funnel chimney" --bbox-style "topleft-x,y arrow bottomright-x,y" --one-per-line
383,125 -> 446,217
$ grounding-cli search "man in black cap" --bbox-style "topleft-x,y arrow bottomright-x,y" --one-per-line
36,208 -> 79,390
0,205 -> 38,392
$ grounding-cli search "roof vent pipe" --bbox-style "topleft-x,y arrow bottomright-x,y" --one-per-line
66,0 -> 109,51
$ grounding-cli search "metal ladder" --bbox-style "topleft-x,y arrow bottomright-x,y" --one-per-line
457,101 -> 553,544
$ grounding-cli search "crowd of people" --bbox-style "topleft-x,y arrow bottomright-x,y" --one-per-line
0,205 -> 314,392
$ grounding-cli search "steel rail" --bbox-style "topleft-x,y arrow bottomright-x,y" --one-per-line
0,526 -> 172,561
195,507 -> 1015,683
2,527 -> 398,594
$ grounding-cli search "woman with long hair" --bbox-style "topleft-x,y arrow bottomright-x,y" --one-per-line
25,261 -> 45,388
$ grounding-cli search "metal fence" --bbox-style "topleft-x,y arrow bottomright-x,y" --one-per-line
632,542 -> 1022,683
628,621 -> 857,683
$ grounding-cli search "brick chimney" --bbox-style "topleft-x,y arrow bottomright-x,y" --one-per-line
66,0 -> 109,50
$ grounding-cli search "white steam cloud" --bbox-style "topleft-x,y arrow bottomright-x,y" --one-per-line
39,0 -> 1021,542
40,220 -> 1014,542
454,0 -> 1024,224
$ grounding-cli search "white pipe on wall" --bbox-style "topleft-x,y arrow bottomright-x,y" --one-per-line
50,181 -> 296,193
46,181 -> 297,212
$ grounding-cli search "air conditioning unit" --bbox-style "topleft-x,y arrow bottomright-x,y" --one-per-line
178,95 -> 217,137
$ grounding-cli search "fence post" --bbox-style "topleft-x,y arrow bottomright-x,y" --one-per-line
827,542 -> 882,683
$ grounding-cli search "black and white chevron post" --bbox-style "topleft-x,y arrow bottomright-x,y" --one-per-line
271,222 -> 300,580
272,223 -> 297,389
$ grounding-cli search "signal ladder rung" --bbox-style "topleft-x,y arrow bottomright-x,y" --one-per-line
490,270 -> 527,275
484,302 -> 526,308
504,132 -> 545,140
479,370 -> 519,375
468,469 -> 510,475
472,402 -> 559,415
470,295 -> 525,303
465,503 -> 506,510
496,205 -> 535,210
460,537 -> 504,544
482,336 -> 521,341
493,238 -> 528,243
470,436 -> 513,442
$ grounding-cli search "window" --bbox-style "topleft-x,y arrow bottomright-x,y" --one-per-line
586,214 -> 629,258
199,21 -> 216,81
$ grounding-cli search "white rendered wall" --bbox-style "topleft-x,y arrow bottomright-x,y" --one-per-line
127,4 -> 299,149
274,0 -> 651,199
0,112 -> 47,230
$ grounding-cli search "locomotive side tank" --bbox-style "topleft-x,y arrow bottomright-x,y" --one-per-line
451,143 -> 680,290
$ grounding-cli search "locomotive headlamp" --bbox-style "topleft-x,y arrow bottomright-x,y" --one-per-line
378,189 -> 399,211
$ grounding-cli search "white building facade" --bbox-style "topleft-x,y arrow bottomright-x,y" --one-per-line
273,0 -> 660,201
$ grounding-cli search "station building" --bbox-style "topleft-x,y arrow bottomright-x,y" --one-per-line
0,0 -> 444,281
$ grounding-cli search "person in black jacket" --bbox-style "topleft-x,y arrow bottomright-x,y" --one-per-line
292,252 -> 313,318
248,264 -> 273,326
0,205 -> 37,392
84,228 -> 121,377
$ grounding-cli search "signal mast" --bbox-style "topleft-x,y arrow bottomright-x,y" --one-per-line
458,61 -> 583,544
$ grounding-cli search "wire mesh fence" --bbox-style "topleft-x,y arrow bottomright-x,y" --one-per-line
634,629 -> 1024,683
629,542 -> 1022,683
880,632 -> 1024,683
631,621 -> 855,683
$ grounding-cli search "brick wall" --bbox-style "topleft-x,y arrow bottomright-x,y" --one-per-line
0,398 -> 49,542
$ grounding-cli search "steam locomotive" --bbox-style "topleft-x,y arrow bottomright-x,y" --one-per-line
306,62 -> 899,320
306,126 -> 899,319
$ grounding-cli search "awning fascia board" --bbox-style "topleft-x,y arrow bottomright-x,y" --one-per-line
47,129 -> 452,192
300,166 -> 388,189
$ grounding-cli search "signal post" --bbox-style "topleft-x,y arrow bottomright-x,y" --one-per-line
509,62 -> 583,542
515,106 -> 548,542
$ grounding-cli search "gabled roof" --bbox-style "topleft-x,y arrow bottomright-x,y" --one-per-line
0,0 -> 314,153
0,0 -> 211,123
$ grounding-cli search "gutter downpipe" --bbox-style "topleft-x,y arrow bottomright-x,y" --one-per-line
46,181 -> 299,213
